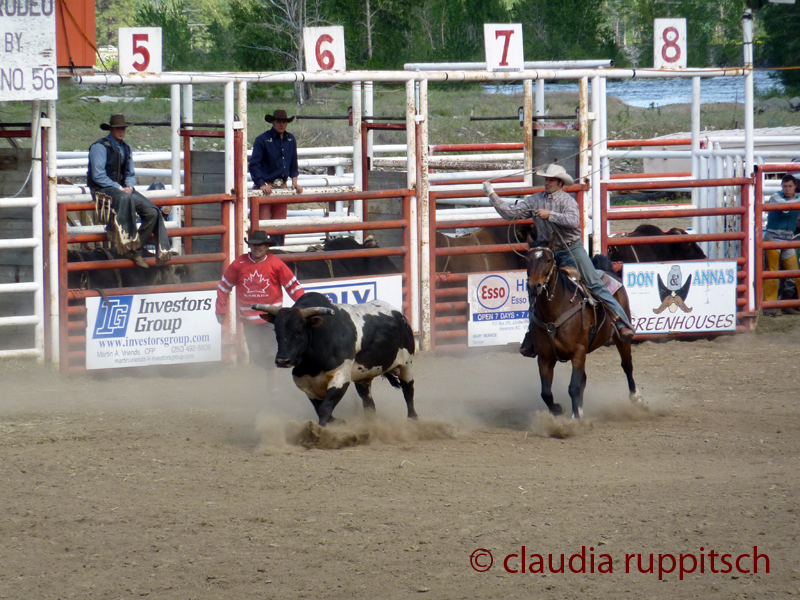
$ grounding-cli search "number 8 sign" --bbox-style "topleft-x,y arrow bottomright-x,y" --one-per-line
303,27 -> 346,73
119,28 -> 163,75
654,19 -> 686,70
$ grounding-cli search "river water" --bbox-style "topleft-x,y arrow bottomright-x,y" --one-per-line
483,70 -> 784,107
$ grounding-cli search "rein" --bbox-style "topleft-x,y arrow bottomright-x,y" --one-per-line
527,247 -> 607,362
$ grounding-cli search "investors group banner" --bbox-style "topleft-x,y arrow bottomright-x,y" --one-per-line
467,271 -> 529,347
85,291 -> 221,370
623,261 -> 737,334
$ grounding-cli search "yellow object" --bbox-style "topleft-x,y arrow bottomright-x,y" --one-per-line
763,250 -> 800,301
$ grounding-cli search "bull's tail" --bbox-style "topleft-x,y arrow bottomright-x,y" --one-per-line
383,372 -> 403,389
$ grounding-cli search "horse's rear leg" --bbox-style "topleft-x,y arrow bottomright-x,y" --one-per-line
569,353 -> 588,419
538,357 -> 562,416
615,339 -> 642,403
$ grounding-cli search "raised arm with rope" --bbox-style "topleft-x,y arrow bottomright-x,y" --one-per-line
483,164 -> 635,358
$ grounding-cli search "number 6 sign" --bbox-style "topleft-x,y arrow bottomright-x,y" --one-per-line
654,19 -> 686,70
483,24 -> 524,72
119,28 -> 163,75
303,27 -> 346,73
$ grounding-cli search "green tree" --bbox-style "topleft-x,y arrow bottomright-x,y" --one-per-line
135,0 -> 197,70
758,1 -> 800,89
512,0 -> 620,62
95,0 -> 137,48
622,0 -> 742,68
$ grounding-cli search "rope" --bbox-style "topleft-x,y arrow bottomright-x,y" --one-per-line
58,0 -> 110,71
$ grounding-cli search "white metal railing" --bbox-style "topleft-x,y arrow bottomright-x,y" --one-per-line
0,192 -> 44,361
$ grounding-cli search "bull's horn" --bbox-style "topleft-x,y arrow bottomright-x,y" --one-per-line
251,304 -> 281,315
299,307 -> 335,318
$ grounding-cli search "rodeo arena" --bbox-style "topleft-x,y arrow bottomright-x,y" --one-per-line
2,5 -> 800,599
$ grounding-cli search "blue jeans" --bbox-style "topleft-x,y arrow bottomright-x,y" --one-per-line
527,242 -> 634,331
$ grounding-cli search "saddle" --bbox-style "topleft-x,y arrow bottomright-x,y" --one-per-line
559,266 -> 623,306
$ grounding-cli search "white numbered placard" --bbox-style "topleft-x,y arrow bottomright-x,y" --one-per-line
654,19 -> 686,70
483,24 -> 524,72
118,28 -> 163,75
303,26 -> 346,73
0,4 -> 57,101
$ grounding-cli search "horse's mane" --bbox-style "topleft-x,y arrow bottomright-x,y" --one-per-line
555,267 -> 582,295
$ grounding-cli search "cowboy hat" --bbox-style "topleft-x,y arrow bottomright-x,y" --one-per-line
535,163 -> 574,187
100,114 -> 133,130
245,230 -> 278,246
265,109 -> 295,123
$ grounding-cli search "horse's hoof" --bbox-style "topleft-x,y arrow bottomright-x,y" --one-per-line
629,391 -> 643,404
549,404 -> 563,416
572,407 -> 584,419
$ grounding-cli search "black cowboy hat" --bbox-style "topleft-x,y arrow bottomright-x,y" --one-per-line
265,109 -> 295,123
100,114 -> 133,130
245,230 -> 278,246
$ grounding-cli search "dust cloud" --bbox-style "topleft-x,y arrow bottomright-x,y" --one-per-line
0,343 -> 665,450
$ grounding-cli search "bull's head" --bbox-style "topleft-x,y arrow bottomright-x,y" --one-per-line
251,304 -> 335,368
525,246 -> 556,296
666,228 -> 707,260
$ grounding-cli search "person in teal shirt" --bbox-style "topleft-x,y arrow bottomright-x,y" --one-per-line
763,174 -> 800,314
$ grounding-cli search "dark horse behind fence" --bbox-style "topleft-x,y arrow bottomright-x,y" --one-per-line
525,244 -> 643,419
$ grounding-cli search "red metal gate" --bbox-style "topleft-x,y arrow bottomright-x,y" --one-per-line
429,184 -> 587,349
599,177 -> 754,337
754,164 -> 800,313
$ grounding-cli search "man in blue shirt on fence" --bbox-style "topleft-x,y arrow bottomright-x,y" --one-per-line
87,115 -> 171,268
249,109 -> 303,245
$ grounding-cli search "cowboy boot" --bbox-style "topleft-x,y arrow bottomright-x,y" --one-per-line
519,327 -> 537,358
127,249 -> 149,269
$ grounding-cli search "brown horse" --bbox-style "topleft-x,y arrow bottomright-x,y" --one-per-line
435,226 -> 529,275
525,245 -> 642,418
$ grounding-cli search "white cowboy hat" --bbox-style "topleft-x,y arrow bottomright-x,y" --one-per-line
535,164 -> 574,187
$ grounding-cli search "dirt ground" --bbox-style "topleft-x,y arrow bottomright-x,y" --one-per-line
2,317 -> 799,600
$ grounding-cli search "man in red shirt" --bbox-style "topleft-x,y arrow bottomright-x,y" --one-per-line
216,230 -> 305,367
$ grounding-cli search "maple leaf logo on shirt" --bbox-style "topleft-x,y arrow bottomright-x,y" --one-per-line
243,272 -> 271,295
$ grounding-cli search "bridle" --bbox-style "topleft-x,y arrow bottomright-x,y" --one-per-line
527,247 -> 558,301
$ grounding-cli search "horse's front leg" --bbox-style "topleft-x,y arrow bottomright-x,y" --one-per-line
614,338 -> 642,403
569,351 -> 588,419
538,355 -> 562,416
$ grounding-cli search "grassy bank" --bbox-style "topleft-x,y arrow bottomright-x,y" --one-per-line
2,81 -> 800,154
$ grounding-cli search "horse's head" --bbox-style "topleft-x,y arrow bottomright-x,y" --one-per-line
525,246 -> 556,296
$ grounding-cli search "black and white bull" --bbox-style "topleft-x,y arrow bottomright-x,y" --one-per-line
252,292 -> 417,426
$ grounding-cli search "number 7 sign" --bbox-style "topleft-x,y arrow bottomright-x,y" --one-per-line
119,28 -> 163,75
484,24 -> 524,72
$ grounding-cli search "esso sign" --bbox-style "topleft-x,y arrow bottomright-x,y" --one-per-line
303,26 -> 346,73
476,275 -> 510,310
654,19 -> 686,70
483,24 -> 524,72
118,28 -> 163,75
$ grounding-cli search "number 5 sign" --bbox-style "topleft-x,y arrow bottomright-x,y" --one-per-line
483,24 -> 524,72
303,27 -> 346,73
654,19 -> 686,70
118,28 -> 163,75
